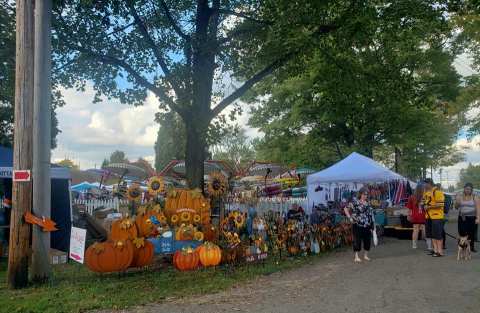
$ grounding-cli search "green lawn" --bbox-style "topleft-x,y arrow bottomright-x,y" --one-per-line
0,252 -> 333,313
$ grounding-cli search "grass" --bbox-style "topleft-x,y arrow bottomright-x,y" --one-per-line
0,251 -> 334,313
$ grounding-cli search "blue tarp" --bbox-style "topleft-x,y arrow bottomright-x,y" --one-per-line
71,181 -> 98,193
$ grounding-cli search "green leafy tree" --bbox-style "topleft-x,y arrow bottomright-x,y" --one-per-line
211,126 -> 255,172
0,2 -> 62,148
248,1 -> 466,178
101,158 -> 109,168
458,163 -> 480,189
109,150 -> 128,164
52,0 -> 378,189
154,111 -> 186,171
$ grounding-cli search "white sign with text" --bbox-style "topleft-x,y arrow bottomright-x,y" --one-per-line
69,227 -> 87,264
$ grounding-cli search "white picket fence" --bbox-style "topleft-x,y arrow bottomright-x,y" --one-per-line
73,198 -> 127,215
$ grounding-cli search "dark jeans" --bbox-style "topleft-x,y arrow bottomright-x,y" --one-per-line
458,216 -> 476,250
353,224 -> 371,252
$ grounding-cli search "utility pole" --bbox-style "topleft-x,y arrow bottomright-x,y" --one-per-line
31,0 -> 52,282
8,0 -> 35,289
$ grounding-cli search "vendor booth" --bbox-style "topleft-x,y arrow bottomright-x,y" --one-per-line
307,152 -> 406,208
0,146 -> 72,252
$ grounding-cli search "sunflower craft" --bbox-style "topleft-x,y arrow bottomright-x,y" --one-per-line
127,184 -> 142,202
208,172 -> 228,197
148,176 -> 165,196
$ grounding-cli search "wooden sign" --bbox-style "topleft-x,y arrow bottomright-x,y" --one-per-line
23,211 -> 58,232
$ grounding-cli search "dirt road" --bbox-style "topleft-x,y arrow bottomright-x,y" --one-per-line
114,223 -> 480,313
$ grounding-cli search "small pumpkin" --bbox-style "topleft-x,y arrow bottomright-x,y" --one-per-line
131,237 -> 154,268
197,242 -> 222,267
173,247 -> 200,271
110,217 -> 138,241
85,240 -> 134,273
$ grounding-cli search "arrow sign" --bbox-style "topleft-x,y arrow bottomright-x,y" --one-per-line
13,170 -> 31,182
24,211 -> 58,232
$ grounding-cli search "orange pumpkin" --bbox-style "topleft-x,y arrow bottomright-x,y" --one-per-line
173,247 -> 200,271
135,210 -> 166,238
110,217 -> 138,241
85,240 -> 134,273
164,189 -> 211,224
131,237 -> 154,268
197,242 -> 222,267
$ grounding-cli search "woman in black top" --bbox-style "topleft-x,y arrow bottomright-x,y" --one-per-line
344,187 -> 375,263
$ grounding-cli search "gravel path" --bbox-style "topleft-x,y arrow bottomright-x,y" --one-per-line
107,223 -> 480,313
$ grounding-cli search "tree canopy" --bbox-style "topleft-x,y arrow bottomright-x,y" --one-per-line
247,0 -> 469,180
108,150 -> 129,164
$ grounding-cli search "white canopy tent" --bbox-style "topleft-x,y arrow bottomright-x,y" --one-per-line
307,152 -> 407,209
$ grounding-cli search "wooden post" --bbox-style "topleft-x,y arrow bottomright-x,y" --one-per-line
8,0 -> 35,289
31,0 -> 52,282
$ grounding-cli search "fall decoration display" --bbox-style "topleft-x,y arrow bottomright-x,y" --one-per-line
202,224 -> 218,242
110,217 -> 138,241
131,237 -> 154,268
164,189 -> 211,224
173,247 -> 200,271
127,183 -> 143,202
85,240 -> 134,273
207,171 -> 228,197
136,207 -> 167,238
175,224 -> 196,241
197,242 -> 222,267
147,176 -> 165,196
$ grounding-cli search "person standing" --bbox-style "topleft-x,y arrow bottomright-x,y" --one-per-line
422,178 -> 445,257
455,183 -> 480,252
406,185 -> 425,249
344,187 -> 374,263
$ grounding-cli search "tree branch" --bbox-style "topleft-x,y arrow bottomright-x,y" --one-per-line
128,2 -> 183,96
216,9 -> 273,25
211,54 -> 292,118
159,0 -> 190,41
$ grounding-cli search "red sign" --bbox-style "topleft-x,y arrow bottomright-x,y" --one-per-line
13,170 -> 31,182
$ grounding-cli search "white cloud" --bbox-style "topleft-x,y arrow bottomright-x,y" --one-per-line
52,84 -> 159,169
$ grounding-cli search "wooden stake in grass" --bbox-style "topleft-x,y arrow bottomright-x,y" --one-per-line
7,0 -> 35,289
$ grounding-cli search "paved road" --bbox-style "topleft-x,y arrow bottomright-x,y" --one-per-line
118,223 -> 480,313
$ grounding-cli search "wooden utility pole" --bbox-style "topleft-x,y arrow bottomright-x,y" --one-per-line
31,0 -> 52,282
8,0 -> 35,289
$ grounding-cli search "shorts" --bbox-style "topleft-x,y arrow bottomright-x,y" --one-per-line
426,219 -> 443,240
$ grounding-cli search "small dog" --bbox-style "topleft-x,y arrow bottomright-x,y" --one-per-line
457,236 -> 472,261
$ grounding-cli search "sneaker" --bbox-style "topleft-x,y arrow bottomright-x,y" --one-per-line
412,242 -> 417,249
427,250 -> 435,255
432,253 -> 443,257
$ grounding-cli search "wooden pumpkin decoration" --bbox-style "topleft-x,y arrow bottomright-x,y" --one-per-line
135,210 -> 166,238
110,217 -> 138,241
197,242 -> 222,267
173,247 -> 200,271
85,240 -> 134,273
164,189 -> 211,225
131,237 -> 154,268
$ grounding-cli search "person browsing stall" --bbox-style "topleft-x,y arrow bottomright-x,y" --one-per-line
344,187 -> 375,263
422,178 -> 445,257
406,185 -> 425,249
455,183 -> 480,252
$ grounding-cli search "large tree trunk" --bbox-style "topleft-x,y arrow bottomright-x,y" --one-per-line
185,123 -> 206,190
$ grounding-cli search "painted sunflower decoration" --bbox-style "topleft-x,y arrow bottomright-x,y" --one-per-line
148,176 -> 165,196
208,171 -> 228,197
127,184 -> 142,202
